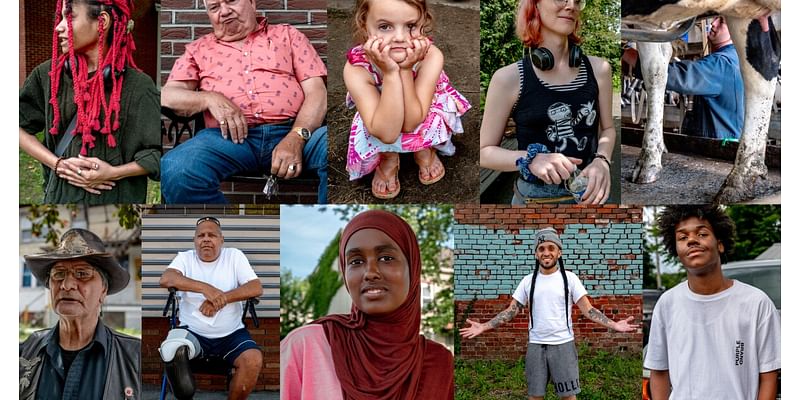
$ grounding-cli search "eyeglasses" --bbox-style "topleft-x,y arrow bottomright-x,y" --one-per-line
552,0 -> 586,11
50,267 -> 96,282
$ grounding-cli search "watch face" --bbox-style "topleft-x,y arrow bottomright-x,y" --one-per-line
297,128 -> 311,140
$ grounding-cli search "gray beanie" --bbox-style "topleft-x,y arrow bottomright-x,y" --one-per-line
534,227 -> 562,249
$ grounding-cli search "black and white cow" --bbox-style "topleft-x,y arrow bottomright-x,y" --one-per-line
622,0 -> 781,203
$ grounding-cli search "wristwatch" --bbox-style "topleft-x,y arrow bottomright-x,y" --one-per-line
293,127 -> 311,141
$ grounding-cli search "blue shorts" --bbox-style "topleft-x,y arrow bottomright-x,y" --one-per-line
188,327 -> 259,367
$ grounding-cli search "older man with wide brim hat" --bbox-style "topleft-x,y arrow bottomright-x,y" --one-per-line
19,228 -> 141,400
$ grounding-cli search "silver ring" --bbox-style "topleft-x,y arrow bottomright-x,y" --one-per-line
93,163 -> 99,170
288,164 -> 296,172
219,120 -> 226,125
76,168 -> 83,176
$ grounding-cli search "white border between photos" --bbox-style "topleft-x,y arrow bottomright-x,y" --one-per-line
5,2 -> 796,397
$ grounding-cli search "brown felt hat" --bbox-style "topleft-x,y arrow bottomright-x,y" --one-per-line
24,229 -> 130,294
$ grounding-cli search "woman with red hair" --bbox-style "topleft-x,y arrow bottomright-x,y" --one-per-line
19,0 -> 160,204
480,0 -> 616,204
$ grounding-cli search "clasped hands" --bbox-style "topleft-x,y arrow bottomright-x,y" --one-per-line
56,155 -> 116,195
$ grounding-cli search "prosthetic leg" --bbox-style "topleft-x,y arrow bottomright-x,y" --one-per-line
159,328 -> 202,400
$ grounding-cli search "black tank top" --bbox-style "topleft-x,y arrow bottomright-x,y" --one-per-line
512,54 -> 600,167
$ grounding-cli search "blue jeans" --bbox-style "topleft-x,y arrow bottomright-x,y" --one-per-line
512,177 -> 576,204
162,124 -> 328,204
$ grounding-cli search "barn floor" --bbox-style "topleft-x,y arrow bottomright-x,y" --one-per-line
621,144 -> 781,205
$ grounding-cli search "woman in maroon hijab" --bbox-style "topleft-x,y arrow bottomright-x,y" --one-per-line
280,209 -> 454,399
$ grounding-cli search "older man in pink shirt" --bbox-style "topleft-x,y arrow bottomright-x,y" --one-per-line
161,0 -> 328,203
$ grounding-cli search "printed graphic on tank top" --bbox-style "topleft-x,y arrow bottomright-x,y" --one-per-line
512,54 -> 600,167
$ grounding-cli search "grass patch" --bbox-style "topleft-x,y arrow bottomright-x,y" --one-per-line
456,344 -> 641,400
20,133 -> 45,204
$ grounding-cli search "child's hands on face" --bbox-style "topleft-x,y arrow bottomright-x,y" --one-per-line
363,36 -> 401,73
397,36 -> 431,70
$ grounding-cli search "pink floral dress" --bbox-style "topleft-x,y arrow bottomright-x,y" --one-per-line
345,45 -> 472,180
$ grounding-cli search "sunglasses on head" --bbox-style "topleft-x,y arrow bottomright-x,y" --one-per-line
196,216 -> 221,226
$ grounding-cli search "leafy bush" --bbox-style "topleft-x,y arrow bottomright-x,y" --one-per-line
480,0 -> 622,109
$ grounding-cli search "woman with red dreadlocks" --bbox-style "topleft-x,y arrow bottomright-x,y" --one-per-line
19,0 -> 160,204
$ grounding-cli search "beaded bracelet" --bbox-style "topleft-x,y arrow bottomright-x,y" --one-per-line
516,143 -> 550,183
53,157 -> 65,172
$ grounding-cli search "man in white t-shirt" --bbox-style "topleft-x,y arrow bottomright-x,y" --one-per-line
159,216 -> 264,400
646,206 -> 780,400
460,227 -> 639,400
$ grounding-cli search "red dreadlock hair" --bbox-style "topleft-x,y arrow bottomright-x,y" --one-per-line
48,0 -> 139,155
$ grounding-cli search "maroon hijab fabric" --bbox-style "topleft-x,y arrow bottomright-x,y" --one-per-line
314,210 -> 453,400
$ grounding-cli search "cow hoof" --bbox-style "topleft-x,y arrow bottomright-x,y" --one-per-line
631,161 -> 661,184
713,175 -> 757,204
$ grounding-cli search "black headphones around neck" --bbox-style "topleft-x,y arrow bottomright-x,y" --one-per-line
528,43 -> 583,70
64,58 -> 124,83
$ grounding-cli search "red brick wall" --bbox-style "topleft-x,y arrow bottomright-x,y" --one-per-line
457,295 -> 642,360
142,317 -> 280,391
160,0 -> 327,85
454,204 -> 643,232
455,205 -> 643,360
21,0 -> 159,84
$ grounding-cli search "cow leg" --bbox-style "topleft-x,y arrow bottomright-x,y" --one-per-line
632,41 -> 671,184
714,16 -> 778,203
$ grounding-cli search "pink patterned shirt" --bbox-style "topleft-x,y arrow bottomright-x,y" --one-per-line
280,324 -> 343,400
168,18 -> 327,129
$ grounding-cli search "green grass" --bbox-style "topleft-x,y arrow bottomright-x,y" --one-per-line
19,132 -> 162,204
19,133 -> 45,204
456,344 -> 641,400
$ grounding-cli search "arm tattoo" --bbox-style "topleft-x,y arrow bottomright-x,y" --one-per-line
488,300 -> 521,329
587,308 -> 614,328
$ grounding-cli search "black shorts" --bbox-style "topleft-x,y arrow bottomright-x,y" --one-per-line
189,327 -> 259,367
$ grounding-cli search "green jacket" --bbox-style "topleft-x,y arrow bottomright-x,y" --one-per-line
20,61 -> 161,204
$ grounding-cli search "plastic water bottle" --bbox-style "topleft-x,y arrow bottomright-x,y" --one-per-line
566,169 -> 587,203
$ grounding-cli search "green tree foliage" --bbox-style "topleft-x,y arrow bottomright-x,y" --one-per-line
280,268 -> 311,339
480,0 -> 523,107
304,231 -> 344,320
644,206 -> 780,290
27,205 -> 76,246
480,0 -> 621,108
726,205 -> 780,261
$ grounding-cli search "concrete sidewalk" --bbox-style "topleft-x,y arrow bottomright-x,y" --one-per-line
143,384 -> 278,400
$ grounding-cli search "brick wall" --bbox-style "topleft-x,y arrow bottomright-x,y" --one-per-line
455,204 -> 643,360
159,0 -> 327,85
142,317 -> 280,391
21,0 -> 159,84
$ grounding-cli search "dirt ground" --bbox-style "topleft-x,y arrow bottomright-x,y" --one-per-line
620,145 -> 781,204
326,3 -> 481,204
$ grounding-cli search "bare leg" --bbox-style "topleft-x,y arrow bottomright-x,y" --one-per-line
228,348 -> 263,400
